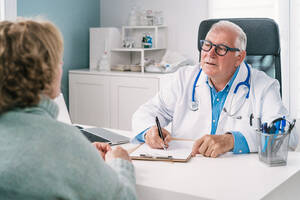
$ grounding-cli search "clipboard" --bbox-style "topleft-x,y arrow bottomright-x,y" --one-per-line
130,139 -> 194,162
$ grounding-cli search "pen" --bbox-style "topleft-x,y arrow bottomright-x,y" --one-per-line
262,122 -> 268,153
270,120 -> 281,149
281,117 -> 286,133
155,116 -> 167,150
263,123 -> 277,153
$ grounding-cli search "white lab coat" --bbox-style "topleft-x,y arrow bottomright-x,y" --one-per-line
132,62 -> 298,152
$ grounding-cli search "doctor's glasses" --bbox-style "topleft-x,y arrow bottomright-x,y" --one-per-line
199,40 -> 240,56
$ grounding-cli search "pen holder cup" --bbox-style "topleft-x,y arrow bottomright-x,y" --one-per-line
256,130 -> 290,166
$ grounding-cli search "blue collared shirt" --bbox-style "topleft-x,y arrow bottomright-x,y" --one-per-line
207,66 -> 249,154
133,66 -> 250,154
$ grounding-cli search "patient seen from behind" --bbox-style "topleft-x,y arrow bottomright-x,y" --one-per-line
0,18 -> 136,200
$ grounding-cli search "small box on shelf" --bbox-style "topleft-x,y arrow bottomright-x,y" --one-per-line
111,64 -> 141,72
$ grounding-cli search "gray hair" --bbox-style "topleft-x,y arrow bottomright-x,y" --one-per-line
208,20 -> 247,51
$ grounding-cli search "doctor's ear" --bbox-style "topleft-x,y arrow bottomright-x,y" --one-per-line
235,50 -> 246,67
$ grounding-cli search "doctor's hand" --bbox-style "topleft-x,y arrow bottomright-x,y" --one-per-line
145,126 -> 171,149
93,142 -> 112,160
191,133 -> 234,158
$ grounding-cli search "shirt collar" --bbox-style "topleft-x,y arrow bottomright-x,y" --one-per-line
206,66 -> 240,93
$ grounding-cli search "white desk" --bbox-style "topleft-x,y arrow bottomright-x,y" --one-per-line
115,129 -> 300,200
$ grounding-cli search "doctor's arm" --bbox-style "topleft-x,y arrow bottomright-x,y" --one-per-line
229,131 -> 250,154
191,133 -> 234,158
132,92 -> 176,134
131,93 -> 173,147
191,132 -> 250,157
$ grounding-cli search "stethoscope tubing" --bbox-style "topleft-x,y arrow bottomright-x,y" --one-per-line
192,68 -> 202,102
190,61 -> 251,112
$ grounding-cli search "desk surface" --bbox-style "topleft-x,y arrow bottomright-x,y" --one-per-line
114,129 -> 300,200
134,153 -> 300,200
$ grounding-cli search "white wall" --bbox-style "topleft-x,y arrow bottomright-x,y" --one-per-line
100,0 -> 209,62
3,0 -> 17,20
291,0 -> 300,151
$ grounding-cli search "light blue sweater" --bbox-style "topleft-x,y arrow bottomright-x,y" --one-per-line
0,98 -> 137,200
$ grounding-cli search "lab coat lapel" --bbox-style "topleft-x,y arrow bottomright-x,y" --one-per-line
223,62 -> 248,111
196,70 -> 212,112
172,67 -> 212,138
195,70 -> 212,132
218,62 -> 249,132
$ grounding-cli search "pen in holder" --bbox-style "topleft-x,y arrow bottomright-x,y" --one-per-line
256,118 -> 295,167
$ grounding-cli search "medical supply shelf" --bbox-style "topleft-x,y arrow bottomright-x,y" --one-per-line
122,26 -> 167,48
111,25 -> 168,73
110,48 -> 166,72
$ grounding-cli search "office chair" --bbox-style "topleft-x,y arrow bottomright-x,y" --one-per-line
198,18 -> 281,94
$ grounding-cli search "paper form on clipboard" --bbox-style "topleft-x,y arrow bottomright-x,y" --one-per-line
130,140 -> 194,162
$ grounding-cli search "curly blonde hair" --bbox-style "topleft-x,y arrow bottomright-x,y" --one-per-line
0,18 -> 63,114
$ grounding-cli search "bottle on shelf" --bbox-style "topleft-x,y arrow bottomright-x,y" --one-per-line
146,33 -> 153,48
146,10 -> 154,26
140,10 -> 148,26
142,32 -> 152,48
141,32 -> 147,48
128,6 -> 138,26
97,51 -> 110,71
154,11 -> 164,25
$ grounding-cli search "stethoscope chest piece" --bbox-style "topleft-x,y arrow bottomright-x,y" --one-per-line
190,100 -> 199,111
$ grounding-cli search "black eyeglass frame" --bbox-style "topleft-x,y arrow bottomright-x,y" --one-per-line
200,40 -> 240,56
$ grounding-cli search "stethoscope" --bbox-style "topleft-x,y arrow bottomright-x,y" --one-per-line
190,61 -> 251,119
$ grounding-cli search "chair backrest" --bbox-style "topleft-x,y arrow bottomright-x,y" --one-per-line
198,18 -> 281,94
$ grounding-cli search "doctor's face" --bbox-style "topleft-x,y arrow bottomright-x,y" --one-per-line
201,28 -> 245,86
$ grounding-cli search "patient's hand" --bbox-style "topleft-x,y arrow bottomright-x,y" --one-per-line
93,142 -> 112,160
105,146 -> 131,162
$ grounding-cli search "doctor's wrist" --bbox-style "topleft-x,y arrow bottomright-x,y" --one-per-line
224,132 -> 234,151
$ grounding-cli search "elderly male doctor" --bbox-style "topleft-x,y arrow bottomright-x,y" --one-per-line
132,20 -> 298,158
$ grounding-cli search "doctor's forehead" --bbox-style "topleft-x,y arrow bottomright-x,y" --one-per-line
205,28 -> 238,46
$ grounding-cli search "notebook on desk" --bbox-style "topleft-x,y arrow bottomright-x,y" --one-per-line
54,94 -> 130,145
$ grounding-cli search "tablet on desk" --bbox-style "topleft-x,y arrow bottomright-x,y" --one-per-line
76,126 -> 130,145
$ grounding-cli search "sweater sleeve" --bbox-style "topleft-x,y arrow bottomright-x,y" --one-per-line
70,142 -> 137,200
106,159 -> 137,200
47,125 -> 138,200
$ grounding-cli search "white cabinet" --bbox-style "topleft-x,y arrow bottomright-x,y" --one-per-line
110,76 -> 159,129
69,73 -> 110,127
69,69 -> 161,130
110,26 -> 167,73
